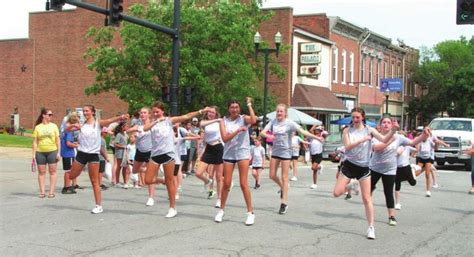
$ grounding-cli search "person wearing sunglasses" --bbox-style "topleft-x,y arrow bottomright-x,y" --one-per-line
32,108 -> 61,199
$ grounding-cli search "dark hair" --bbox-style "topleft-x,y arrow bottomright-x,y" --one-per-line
379,116 -> 392,126
83,104 -> 96,118
114,121 -> 127,136
35,108 -> 50,126
227,100 -> 241,109
350,107 -> 366,125
204,106 -> 221,120
152,101 -> 166,111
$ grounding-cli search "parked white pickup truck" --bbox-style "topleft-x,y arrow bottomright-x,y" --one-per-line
429,117 -> 474,171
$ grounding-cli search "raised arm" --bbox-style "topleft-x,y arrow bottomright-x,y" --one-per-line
297,127 -> 324,142
170,107 -> 212,125
219,118 -> 247,143
243,97 -> 257,126
143,117 -> 165,132
342,127 -> 372,151
200,118 -> 221,128
100,114 -> 129,128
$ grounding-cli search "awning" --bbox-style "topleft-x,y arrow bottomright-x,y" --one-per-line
291,84 -> 348,113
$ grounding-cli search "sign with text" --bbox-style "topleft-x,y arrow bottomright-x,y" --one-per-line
300,42 -> 322,53
300,53 -> 321,64
380,78 -> 403,92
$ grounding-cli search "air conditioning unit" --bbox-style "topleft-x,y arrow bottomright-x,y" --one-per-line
362,47 -> 369,55
370,50 -> 376,57
377,52 -> 383,60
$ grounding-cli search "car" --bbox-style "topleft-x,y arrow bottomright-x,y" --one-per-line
322,132 -> 343,162
429,117 -> 474,171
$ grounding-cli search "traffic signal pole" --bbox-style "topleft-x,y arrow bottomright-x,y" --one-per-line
47,0 -> 181,116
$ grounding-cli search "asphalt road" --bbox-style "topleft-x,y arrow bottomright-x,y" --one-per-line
0,147 -> 472,256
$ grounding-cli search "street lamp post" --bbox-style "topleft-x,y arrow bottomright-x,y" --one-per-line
384,88 -> 390,115
254,31 -> 281,129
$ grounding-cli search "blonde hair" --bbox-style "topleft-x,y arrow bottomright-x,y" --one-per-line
67,112 -> 79,124
276,104 -> 288,117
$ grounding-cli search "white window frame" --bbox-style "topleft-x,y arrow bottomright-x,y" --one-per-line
376,60 -> 380,88
349,52 -> 354,85
361,56 -> 366,85
341,50 -> 346,84
369,58 -> 373,87
332,47 -> 338,83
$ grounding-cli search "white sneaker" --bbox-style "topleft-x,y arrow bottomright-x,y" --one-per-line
245,212 -> 255,226
318,164 -> 324,175
133,185 -> 142,189
215,199 -> 221,208
395,203 -> 402,210
410,165 -> 417,180
175,192 -> 180,200
165,208 -> 177,218
426,191 -> 431,197
214,209 -> 224,223
146,198 -> 154,206
432,183 -> 439,189
367,225 -> 375,239
91,205 -> 103,214
347,181 -> 360,195
123,184 -> 129,189
310,184 -> 318,189
290,176 -> 298,181
178,186 -> 183,192
204,179 -> 213,192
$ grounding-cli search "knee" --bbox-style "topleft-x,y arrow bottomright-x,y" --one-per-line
145,177 -> 154,185
362,195 -> 372,205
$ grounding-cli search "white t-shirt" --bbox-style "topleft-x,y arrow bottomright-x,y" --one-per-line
78,120 -> 101,154
251,145 -> 265,167
309,137 -> 324,155
397,145 -> 416,167
150,118 -> 175,159
370,134 -> 411,175
264,119 -> 301,159
291,136 -> 304,157
135,125 -> 152,152
203,122 -> 222,144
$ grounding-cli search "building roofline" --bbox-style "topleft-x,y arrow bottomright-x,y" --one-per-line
293,28 -> 334,45
261,6 -> 293,11
294,13 -> 327,17
328,16 -> 365,34
0,38 -> 30,42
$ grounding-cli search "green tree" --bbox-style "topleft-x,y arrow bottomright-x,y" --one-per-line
409,36 -> 474,120
84,0 -> 284,115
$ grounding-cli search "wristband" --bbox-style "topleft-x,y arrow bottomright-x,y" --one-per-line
247,103 -> 252,107
199,110 -> 203,115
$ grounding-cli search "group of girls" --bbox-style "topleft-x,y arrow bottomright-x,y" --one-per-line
32,102 -> 462,239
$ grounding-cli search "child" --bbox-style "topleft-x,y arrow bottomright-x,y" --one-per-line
61,113 -> 80,194
113,121 -> 129,188
127,134 -> 138,188
250,137 -> 266,189
99,127 -> 110,190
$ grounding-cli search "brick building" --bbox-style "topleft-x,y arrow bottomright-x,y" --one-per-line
0,0 -> 130,129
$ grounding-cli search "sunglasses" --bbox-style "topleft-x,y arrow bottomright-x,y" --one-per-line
46,113 -> 53,117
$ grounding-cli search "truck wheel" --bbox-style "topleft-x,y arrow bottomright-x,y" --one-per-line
436,161 -> 445,166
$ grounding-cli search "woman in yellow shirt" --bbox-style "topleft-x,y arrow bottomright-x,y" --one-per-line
32,108 -> 60,198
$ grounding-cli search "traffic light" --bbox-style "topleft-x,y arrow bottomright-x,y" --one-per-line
48,0 -> 65,11
184,87 -> 192,104
109,0 -> 123,27
457,0 -> 474,25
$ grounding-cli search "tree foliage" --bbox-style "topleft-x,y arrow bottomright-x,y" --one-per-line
409,36 -> 474,120
84,0 -> 285,115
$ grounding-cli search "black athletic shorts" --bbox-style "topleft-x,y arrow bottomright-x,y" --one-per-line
201,143 -> 224,165
99,160 -> 106,173
62,157 -> 74,171
291,155 -> 299,160
174,164 -> 179,176
271,155 -> 291,161
151,154 -> 174,165
311,153 -> 323,164
340,160 -> 370,180
75,151 -> 100,166
416,157 -> 434,165
134,149 -> 151,163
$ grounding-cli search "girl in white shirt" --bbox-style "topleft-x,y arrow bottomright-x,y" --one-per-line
68,105 -> 128,214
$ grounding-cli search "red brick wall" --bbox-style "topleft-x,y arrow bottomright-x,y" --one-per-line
293,14 -> 330,39
329,33 -> 358,96
0,0 -> 134,129
259,8 -> 293,106
0,39 -> 34,128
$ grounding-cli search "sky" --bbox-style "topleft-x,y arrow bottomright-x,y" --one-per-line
1,0 -> 472,49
